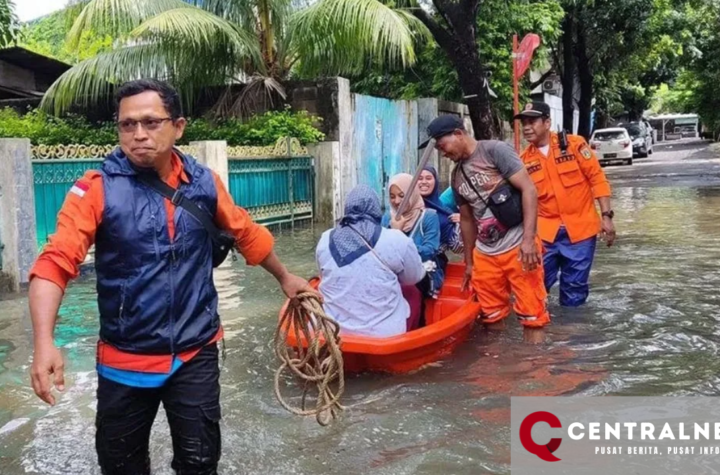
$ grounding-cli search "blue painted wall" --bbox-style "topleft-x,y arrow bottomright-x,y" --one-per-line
351,94 -> 418,209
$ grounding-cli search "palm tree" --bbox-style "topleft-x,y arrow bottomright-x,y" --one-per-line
43,0 -> 426,117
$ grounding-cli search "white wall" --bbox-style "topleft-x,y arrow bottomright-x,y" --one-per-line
543,93 -> 579,134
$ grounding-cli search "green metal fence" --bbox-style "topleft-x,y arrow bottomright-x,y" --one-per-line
31,151 -> 315,247
228,156 -> 314,226
33,159 -> 103,247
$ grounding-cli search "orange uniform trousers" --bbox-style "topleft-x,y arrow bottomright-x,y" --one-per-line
471,240 -> 550,328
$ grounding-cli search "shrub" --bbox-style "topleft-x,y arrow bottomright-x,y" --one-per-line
0,108 -> 117,145
182,108 -> 325,146
0,107 -> 325,146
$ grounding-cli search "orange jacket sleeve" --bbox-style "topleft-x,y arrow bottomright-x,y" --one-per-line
29,171 -> 104,291
211,172 -> 274,266
571,136 -> 612,199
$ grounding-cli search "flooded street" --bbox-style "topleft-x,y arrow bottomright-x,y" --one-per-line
2,139 -> 720,474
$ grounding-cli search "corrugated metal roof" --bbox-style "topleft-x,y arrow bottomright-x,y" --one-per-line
646,113 -> 698,121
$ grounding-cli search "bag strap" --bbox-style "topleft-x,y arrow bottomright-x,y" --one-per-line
458,164 -> 491,208
346,224 -> 393,273
135,172 -> 223,240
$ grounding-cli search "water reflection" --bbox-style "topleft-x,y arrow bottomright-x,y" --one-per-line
1,186 -> 720,474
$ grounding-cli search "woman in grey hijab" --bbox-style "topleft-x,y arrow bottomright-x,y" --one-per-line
315,185 -> 426,337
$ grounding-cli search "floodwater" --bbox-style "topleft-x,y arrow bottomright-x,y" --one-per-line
2,182 -> 720,474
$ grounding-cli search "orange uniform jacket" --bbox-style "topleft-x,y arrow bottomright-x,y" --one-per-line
521,132 -> 612,244
29,153 -> 275,369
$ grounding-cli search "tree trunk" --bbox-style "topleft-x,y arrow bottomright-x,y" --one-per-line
450,54 -> 495,139
595,107 -> 609,129
412,0 -> 495,139
561,12 -> 576,133
575,25 -> 593,139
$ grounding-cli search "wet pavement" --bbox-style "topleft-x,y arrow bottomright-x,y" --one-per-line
2,139 -> 720,474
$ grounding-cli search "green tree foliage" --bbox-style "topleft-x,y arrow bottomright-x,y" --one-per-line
0,0 -> 20,47
555,0 -> 656,137
592,0 -> 704,124
0,107 -> 324,146
352,0 -> 564,120
646,0 -> 720,137
21,10 -> 114,64
182,108 -> 325,145
40,0 -> 420,118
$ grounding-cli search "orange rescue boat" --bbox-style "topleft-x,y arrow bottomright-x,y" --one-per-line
279,263 -> 482,374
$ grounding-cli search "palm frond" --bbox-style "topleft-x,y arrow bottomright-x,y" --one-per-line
40,37 -> 251,116
130,7 -> 262,68
200,0 -> 292,24
41,44 -> 170,115
290,0 -> 428,77
67,0 -> 188,49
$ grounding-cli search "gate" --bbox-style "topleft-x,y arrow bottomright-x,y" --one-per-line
351,94 -> 418,208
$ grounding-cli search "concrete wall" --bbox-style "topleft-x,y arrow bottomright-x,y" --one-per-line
192,140 -> 228,189
0,139 -> 38,292
543,93 -> 579,134
286,79 -> 344,142
302,78 -> 472,222
307,141 -> 340,223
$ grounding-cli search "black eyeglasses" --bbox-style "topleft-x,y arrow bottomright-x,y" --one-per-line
117,117 -> 174,133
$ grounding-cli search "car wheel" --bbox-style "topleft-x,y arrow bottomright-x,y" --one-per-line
626,158 -> 633,165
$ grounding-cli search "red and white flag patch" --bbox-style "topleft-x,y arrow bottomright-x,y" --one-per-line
70,181 -> 90,198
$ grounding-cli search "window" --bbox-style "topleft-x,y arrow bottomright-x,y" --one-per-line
593,131 -> 627,141
624,124 -> 642,138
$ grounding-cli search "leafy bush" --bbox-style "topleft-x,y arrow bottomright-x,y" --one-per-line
0,108 -> 117,145
182,108 -> 325,146
0,107 -> 325,146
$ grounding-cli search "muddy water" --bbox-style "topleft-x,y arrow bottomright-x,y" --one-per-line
2,184 -> 720,474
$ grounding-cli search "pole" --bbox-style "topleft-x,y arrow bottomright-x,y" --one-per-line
396,139 -> 436,217
513,34 -> 520,153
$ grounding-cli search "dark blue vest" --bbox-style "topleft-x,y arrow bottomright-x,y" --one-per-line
95,148 -> 220,354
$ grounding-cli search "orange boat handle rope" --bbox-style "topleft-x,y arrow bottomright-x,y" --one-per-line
274,291 -> 345,426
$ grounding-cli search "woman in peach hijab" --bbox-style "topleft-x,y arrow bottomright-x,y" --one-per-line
382,173 -> 446,328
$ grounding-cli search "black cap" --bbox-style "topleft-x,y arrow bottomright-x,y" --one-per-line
418,115 -> 465,149
513,101 -> 551,120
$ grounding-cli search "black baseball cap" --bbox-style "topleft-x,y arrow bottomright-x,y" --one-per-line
418,115 -> 465,149
513,101 -> 551,120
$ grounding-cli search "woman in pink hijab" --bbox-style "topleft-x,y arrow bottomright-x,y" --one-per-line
382,173 -> 446,329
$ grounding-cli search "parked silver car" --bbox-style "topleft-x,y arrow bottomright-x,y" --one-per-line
620,121 -> 654,158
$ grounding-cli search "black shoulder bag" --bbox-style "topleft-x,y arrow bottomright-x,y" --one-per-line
457,165 -> 524,229
136,173 -> 236,268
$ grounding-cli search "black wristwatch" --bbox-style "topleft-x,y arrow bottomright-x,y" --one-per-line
602,210 -> 615,219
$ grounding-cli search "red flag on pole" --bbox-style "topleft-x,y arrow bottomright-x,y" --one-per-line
514,33 -> 541,80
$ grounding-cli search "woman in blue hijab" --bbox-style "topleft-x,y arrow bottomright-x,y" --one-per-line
316,185 -> 426,337
416,166 -> 463,254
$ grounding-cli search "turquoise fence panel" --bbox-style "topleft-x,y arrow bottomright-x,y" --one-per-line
228,156 -> 314,226
33,160 -> 103,247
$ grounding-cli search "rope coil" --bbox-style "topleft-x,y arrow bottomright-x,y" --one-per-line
274,291 -> 345,426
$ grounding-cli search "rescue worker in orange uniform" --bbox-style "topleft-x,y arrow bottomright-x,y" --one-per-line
420,115 -> 549,343
516,102 -> 616,307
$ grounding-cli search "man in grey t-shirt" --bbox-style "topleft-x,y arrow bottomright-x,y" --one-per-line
419,116 -> 550,341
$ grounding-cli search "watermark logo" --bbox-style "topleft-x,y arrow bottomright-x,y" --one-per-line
519,411 -> 563,462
